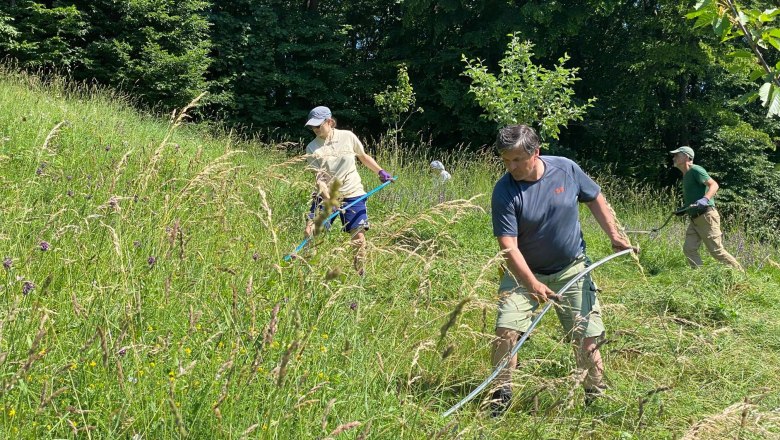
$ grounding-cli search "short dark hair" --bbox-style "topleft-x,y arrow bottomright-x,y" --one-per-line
495,124 -> 540,155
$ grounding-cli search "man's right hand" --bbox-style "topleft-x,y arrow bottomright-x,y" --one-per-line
528,280 -> 561,303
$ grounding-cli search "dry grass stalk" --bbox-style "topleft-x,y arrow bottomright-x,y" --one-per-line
321,398 -> 337,430
38,386 -> 68,413
188,306 -> 202,335
638,386 -> 672,430
295,382 -> 328,409
168,382 -> 188,437
276,340 -> 300,387
355,420 -> 372,440
40,120 -> 68,154
110,147 -> 135,193
605,200 -> 645,278
212,379 -> 230,422
407,340 -> 435,387
141,92 -> 206,191
263,303 -> 281,348
324,421 -> 361,439
0,296 -> 22,342
5,314 -> 49,392
439,297 -> 471,343
680,397 -> 780,440
433,419 -> 459,439
97,326 -> 109,367
256,188 -> 279,255
240,423 -> 260,439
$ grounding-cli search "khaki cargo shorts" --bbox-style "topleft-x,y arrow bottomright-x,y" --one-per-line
496,256 -> 605,341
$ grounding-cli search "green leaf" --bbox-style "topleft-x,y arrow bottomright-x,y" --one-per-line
727,49 -> 755,58
767,87 -> 780,117
713,16 -> 731,40
750,68 -> 766,81
759,82 -> 772,105
768,36 -> 780,51
759,9 -> 779,22
737,90 -> 759,105
693,0 -> 712,12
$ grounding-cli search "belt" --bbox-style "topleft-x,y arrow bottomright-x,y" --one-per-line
690,205 -> 715,219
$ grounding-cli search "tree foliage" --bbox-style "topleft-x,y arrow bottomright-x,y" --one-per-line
0,0 -> 211,108
686,0 -> 780,118
462,35 -> 595,142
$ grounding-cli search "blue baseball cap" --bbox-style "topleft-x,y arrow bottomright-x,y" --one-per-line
305,106 -> 332,127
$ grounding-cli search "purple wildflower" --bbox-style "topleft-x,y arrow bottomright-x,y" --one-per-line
67,190 -> 73,197
108,197 -> 118,210
22,281 -> 35,295
148,256 -> 156,267
36,167 -> 43,176
40,241 -> 50,251
105,144 -> 111,151
252,252 -> 259,261
118,348 -> 127,356
3,257 -> 11,270
133,240 -> 141,248
350,301 -> 358,311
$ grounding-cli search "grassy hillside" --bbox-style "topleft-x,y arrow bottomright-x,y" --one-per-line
1,68 -> 779,439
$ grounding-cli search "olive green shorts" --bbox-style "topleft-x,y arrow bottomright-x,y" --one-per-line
495,256 -> 605,341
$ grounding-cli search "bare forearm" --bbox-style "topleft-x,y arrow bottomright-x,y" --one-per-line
497,237 -> 537,289
704,179 -> 719,200
586,194 -> 631,249
357,153 -> 383,174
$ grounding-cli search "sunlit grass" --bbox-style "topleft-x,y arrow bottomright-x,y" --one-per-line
1,67 -> 779,439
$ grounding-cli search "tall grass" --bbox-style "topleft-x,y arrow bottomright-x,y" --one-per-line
1,67 -> 779,439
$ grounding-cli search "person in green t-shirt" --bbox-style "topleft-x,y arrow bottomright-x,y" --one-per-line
669,146 -> 743,270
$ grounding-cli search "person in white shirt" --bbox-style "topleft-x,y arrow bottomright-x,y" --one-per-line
303,106 -> 393,275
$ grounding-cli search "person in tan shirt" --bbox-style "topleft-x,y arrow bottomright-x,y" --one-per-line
303,106 -> 393,275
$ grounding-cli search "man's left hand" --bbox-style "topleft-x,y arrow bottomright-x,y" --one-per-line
611,238 -> 639,254
694,197 -> 709,208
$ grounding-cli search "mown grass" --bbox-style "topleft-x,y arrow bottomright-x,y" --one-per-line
1,67 -> 779,439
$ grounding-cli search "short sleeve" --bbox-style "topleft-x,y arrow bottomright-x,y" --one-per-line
693,166 -> 711,184
305,142 -> 321,170
491,180 -> 518,237
570,161 -> 601,202
348,131 -> 366,156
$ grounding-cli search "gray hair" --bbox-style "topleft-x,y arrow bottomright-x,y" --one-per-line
495,124 -> 540,155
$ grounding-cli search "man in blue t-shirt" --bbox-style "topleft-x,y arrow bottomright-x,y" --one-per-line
489,124 -> 634,415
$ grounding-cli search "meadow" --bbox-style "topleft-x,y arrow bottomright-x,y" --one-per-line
1,68 -> 779,439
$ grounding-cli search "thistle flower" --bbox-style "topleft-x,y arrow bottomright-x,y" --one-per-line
108,197 -> 118,210
105,144 -> 111,151
40,241 -> 50,251
118,348 -> 127,356
252,252 -> 259,261
22,281 -> 35,295
350,301 -> 358,311
3,257 -> 11,270
148,256 -> 156,267
36,167 -> 43,176
67,190 -> 73,197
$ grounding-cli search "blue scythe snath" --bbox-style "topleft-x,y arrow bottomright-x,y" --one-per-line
283,178 -> 396,262
441,248 -> 634,418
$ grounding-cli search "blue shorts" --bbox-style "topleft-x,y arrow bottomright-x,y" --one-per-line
308,196 -> 369,233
